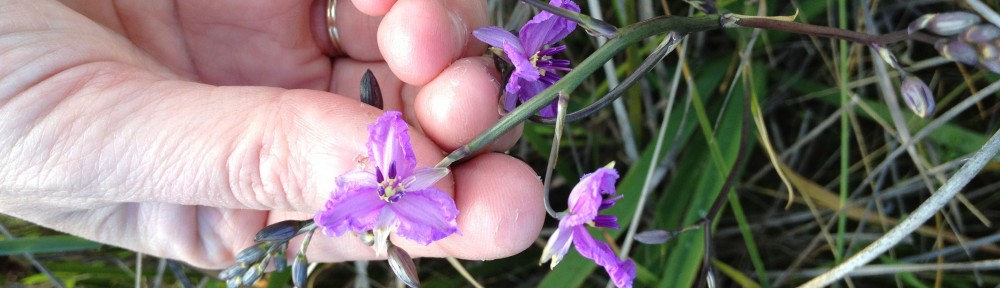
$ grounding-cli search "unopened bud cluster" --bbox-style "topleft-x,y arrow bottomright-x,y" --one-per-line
911,11 -> 1000,74
219,220 -> 310,288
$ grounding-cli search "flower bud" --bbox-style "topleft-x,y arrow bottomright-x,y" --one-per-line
241,264 -> 264,286
911,11 -> 982,36
387,246 -> 420,288
962,24 -> 1000,43
234,243 -> 267,264
292,253 -> 309,288
634,230 -> 678,245
255,220 -> 303,242
979,41 -> 1000,74
360,69 -> 384,110
274,248 -> 288,272
360,231 -> 376,247
935,39 -> 979,65
901,76 -> 935,118
218,263 -> 248,280
908,14 -> 935,35
225,276 -> 242,288
873,44 -> 902,69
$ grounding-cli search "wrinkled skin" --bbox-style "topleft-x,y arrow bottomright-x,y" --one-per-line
0,0 -> 544,268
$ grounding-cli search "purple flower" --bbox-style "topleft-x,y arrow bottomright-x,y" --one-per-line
314,111 -> 459,255
540,166 -> 636,288
473,0 -> 579,117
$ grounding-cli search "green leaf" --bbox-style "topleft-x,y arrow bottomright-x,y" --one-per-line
0,235 -> 102,255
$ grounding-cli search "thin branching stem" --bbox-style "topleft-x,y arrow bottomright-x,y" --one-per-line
530,33 -> 682,124
729,15 -> 940,45
694,57 -> 753,288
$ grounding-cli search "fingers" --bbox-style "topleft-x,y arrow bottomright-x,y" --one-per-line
377,0 -> 488,85
320,0 -> 384,61
320,0 -> 488,84
330,57 -> 521,152
423,153 -> 545,259
348,0 -> 395,16
415,57 -> 522,152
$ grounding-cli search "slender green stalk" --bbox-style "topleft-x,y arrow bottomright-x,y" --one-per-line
542,93 -> 570,219
836,0 -> 850,266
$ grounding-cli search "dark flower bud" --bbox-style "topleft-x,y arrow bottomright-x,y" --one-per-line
274,247 -> 288,272
234,243 -> 268,264
901,76 -> 935,118
241,264 -> 264,286
387,246 -> 420,288
255,220 -> 304,242
218,263 -> 247,280
634,230 -> 678,244
225,276 -> 242,288
962,24 -> 1000,43
292,253 -> 309,288
979,41 -> 1000,74
936,39 -> 979,65
360,69 -> 384,110
910,11 -> 981,36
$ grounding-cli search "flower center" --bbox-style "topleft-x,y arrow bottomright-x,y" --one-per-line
529,52 -> 553,76
376,163 -> 404,203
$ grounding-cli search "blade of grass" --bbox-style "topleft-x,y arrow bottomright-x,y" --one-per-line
803,125 -> 1000,286
0,235 -> 102,255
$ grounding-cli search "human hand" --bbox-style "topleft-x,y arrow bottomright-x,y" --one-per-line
0,0 -> 543,269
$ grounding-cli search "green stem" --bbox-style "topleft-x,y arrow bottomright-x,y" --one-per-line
836,0 -> 850,266
435,15 -> 722,168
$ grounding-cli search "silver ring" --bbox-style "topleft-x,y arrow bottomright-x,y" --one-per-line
326,0 -> 344,57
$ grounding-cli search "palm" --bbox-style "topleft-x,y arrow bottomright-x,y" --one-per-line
2,0 -> 541,269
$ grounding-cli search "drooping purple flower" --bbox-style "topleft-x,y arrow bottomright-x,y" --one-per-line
473,0 -> 579,117
314,111 -> 459,256
540,166 -> 636,288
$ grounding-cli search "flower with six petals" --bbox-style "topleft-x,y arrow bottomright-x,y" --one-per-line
473,0 -> 579,117
315,111 -> 459,256
540,166 -> 636,288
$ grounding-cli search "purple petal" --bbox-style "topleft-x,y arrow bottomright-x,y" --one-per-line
502,90 -> 518,114
367,111 -> 416,179
609,260 -> 636,288
401,167 -> 449,191
540,224 -> 575,268
335,170 -> 377,190
513,78 -> 551,115
505,42 -> 539,82
570,226 -> 617,267
563,168 -> 620,226
473,26 -> 521,50
389,188 -> 459,245
314,186 -> 386,237
571,226 -> 634,287
518,0 -> 580,52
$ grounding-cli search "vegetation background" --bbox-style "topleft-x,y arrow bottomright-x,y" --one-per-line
3,0 -> 1000,287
